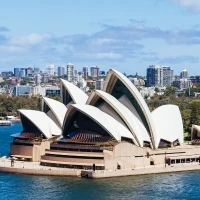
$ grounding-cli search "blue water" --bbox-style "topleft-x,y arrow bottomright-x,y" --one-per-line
0,123 -> 200,200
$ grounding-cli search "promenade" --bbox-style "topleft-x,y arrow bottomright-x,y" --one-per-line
0,157 -> 81,177
1,157 -> 200,178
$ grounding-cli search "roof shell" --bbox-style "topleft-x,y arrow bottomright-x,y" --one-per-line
19,109 -> 61,139
151,105 -> 183,147
60,79 -> 88,104
42,97 -> 68,127
87,90 -> 151,146
103,69 -> 158,148
63,104 -> 135,142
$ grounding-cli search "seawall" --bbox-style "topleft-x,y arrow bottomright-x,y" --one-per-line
1,158 -> 200,178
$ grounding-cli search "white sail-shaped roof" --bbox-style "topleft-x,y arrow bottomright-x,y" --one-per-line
19,110 -> 61,139
87,90 -> 151,147
152,105 -> 183,147
63,104 -> 135,142
42,97 -> 68,127
60,79 -> 88,104
103,69 -> 158,149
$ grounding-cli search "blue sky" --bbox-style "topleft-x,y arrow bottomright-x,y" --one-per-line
1,0 -> 200,75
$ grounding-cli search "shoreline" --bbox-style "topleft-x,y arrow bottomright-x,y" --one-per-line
1,158 -> 200,178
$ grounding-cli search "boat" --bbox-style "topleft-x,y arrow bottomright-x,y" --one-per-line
0,120 -> 12,126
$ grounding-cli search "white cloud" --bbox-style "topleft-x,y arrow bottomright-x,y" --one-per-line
172,0 -> 200,12
9,33 -> 53,46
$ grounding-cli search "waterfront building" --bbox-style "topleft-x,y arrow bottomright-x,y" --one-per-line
66,63 -> 74,82
58,66 -> 65,77
10,68 -> 200,174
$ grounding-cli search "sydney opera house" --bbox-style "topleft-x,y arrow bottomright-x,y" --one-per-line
9,69 -> 200,173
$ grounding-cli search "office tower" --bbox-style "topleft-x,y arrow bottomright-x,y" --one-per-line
19,69 -> 26,78
46,64 -> 55,76
146,65 -> 173,87
180,69 -> 188,78
66,63 -> 74,82
58,66 -> 65,77
83,66 -> 89,79
14,68 -> 20,77
91,66 -> 100,78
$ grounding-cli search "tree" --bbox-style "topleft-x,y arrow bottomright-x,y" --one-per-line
181,109 -> 191,133
190,100 -> 200,126
164,86 -> 178,96
154,87 -> 160,93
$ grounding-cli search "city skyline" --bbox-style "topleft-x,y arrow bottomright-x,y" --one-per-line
1,1 -> 200,75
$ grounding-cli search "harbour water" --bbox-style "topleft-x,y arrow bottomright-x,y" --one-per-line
0,123 -> 200,200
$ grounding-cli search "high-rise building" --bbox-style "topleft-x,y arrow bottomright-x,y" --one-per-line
19,69 -> 26,78
66,63 -> 74,82
83,66 -> 89,79
91,66 -> 100,78
35,74 -> 41,85
14,68 -> 20,77
58,66 -> 65,77
146,65 -> 162,87
74,69 -> 78,75
180,69 -> 188,78
146,65 -> 173,87
95,79 -> 104,90
43,73 -> 49,83
34,67 -> 40,74
162,66 -> 173,87
46,64 -> 55,76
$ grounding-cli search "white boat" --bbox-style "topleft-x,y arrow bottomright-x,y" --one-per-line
0,120 -> 12,126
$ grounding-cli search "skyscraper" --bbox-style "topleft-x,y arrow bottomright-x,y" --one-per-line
83,66 -> 89,79
91,66 -> 100,78
146,65 -> 173,87
58,66 -> 65,77
19,69 -> 26,78
180,69 -> 188,78
66,63 -> 74,82
46,64 -> 55,76
162,66 -> 173,87
14,68 -> 20,77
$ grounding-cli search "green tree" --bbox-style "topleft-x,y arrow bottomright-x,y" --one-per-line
154,87 -> 160,93
164,86 -> 178,96
181,109 -> 191,133
190,100 -> 200,126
